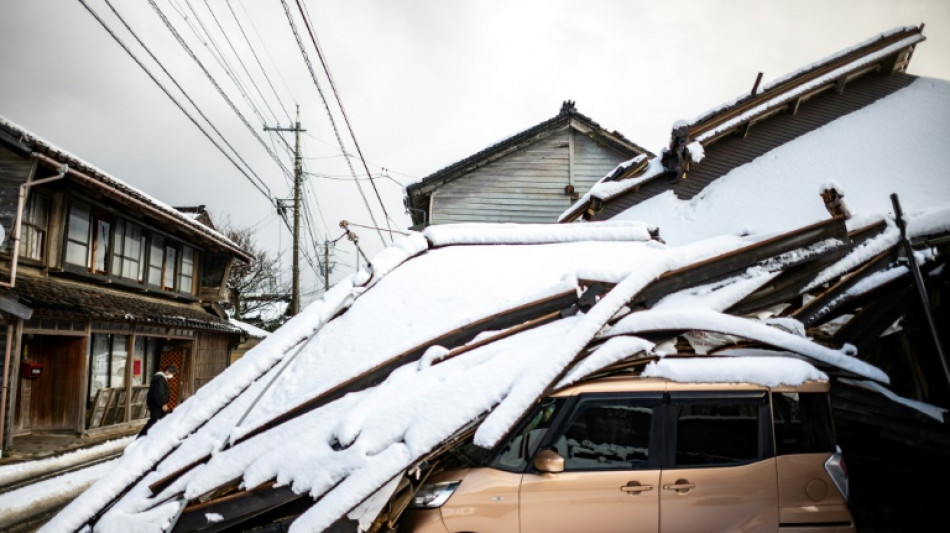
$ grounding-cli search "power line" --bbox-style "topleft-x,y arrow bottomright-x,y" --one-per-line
295,0 -> 397,240
146,0 -> 294,183
278,0 -> 388,247
226,0 -> 293,125
77,0 -> 274,201
199,0 -> 283,126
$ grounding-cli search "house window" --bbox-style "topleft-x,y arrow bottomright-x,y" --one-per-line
148,234 -> 165,286
178,246 -> 195,294
163,244 -> 178,290
112,220 -> 145,282
88,333 -> 130,402
132,336 -> 161,386
65,200 -> 92,267
20,193 -> 50,261
92,215 -> 111,274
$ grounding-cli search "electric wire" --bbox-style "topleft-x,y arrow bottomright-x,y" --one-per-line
146,0 -> 294,183
200,0 -> 284,126
173,0 -> 270,126
278,0 -> 387,246
100,0 -> 273,196
77,0 -> 273,201
235,0 -> 298,108
295,0 -> 397,240
175,0 -> 295,167
226,0 -> 293,124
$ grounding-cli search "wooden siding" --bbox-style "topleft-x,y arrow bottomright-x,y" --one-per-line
18,335 -> 86,433
193,332 -> 229,393
431,130 -> 631,224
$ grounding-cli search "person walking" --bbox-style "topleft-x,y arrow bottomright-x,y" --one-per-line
138,364 -> 177,438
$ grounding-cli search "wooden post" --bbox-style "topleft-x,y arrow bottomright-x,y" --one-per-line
890,193 -> 950,389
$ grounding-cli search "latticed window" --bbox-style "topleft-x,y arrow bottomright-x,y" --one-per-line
20,193 -> 50,261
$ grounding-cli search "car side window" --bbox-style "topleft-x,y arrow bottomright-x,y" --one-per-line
670,392 -> 769,467
772,392 -> 835,455
493,397 -> 565,471
549,394 -> 661,471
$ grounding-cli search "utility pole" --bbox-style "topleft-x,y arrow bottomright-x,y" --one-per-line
323,239 -> 330,292
264,106 -> 306,316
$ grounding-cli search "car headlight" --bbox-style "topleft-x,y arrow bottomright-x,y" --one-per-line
409,481 -> 461,509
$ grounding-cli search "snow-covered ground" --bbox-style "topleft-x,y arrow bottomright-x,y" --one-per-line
0,437 -> 132,530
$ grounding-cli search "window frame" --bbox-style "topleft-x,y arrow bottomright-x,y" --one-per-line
64,199 -> 92,268
61,194 -> 203,298
20,192 -> 51,262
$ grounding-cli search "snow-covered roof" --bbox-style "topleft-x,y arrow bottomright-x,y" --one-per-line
228,318 -> 271,339
612,76 -> 950,244
560,25 -> 937,228
45,212 -> 948,532
0,115 -> 251,261
45,26 -> 950,533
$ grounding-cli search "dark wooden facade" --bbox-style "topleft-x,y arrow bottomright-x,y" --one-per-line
0,116 -> 252,452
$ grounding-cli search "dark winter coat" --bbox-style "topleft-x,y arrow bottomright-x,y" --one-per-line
147,372 -> 171,416
139,372 -> 172,438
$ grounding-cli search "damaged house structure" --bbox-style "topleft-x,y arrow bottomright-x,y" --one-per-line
0,116 -> 252,456
48,25 -> 948,533
404,101 -> 650,229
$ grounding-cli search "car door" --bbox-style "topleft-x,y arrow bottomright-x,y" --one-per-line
659,390 -> 779,533
520,393 -> 663,533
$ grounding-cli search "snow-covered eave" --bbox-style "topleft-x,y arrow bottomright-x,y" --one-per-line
229,318 -> 271,339
687,25 -> 923,133
0,115 -> 252,262
691,33 -> 924,144
558,157 -> 668,223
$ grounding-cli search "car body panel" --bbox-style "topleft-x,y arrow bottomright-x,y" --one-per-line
659,460 -> 778,532
520,469 -> 660,533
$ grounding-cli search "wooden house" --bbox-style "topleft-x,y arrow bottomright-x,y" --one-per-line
0,116 -> 253,453
404,101 -> 651,229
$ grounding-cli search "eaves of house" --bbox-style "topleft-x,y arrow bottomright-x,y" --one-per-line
14,274 -> 238,333
0,116 -> 253,264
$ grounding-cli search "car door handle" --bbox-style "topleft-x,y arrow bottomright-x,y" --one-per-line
620,481 -> 654,494
662,479 -> 696,493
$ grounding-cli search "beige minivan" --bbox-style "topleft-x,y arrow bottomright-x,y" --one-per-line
399,361 -> 855,533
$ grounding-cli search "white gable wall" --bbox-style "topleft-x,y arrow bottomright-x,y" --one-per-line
430,129 -> 631,224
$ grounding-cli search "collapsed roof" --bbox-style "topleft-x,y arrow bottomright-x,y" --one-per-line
45,208 -> 949,532
559,25 -> 948,240
47,23 -> 950,533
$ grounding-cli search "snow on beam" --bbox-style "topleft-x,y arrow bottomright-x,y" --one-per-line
608,308 -> 889,383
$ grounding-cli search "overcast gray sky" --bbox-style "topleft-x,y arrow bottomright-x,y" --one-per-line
1,0 -> 948,305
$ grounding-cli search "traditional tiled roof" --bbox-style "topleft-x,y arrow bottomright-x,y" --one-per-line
10,274 -> 240,333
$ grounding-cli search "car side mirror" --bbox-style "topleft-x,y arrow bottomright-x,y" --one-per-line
533,449 -> 565,473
